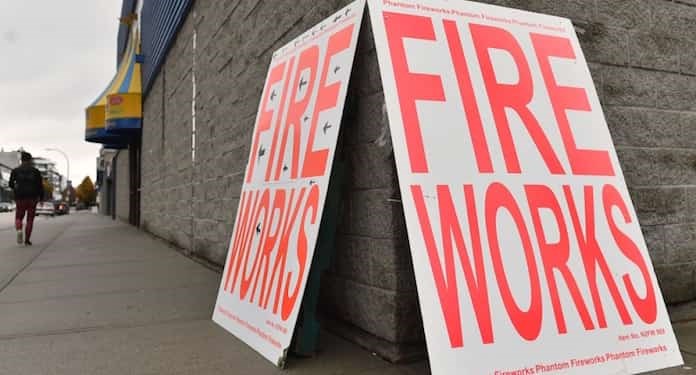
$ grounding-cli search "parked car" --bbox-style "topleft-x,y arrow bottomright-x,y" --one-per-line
0,202 -> 14,213
54,201 -> 70,215
36,201 -> 56,217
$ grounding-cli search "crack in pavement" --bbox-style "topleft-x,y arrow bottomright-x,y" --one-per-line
0,317 -> 217,342
0,280 -> 218,305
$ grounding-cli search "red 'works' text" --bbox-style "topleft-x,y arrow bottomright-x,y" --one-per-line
222,185 -> 320,321
412,183 -> 656,348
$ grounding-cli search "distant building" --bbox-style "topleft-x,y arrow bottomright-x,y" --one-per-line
0,151 -> 21,169
96,148 -> 118,216
0,162 -> 12,202
0,150 -> 21,202
33,157 -> 64,194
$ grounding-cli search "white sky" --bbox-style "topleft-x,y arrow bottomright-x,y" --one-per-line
0,0 -> 122,184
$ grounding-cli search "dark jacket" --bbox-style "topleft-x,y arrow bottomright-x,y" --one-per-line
9,164 -> 44,200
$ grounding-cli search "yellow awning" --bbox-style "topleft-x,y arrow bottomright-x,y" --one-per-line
85,25 -> 142,143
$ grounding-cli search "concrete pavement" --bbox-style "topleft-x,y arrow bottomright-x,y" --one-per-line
0,211 -> 16,231
0,212 -> 428,375
0,211 -> 693,374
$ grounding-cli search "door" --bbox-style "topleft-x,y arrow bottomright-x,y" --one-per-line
128,139 -> 141,227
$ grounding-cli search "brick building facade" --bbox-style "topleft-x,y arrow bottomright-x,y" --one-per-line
100,0 -> 696,362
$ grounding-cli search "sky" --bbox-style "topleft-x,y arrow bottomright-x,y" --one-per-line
0,0 -> 122,185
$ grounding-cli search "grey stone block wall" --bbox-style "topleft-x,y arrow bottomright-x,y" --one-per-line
134,0 -> 696,363
318,15 -> 425,360
140,44 -> 195,251
114,150 -> 130,222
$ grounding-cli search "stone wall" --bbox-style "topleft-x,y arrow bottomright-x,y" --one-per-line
136,0 -> 696,362
140,56 -> 195,250
114,150 -> 130,222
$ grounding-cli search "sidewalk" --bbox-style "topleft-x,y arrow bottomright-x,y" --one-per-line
0,212 -> 691,374
0,212 -> 426,375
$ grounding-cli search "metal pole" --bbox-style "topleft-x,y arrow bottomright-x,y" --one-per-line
45,148 -> 70,187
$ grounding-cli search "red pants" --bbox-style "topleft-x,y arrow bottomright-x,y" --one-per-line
15,199 -> 38,241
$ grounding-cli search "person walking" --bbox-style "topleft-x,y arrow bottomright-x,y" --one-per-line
9,152 -> 44,246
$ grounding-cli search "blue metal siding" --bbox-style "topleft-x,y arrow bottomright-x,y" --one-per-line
141,0 -> 194,94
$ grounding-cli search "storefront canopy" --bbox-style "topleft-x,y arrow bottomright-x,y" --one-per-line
85,22 -> 142,144
106,27 -> 143,135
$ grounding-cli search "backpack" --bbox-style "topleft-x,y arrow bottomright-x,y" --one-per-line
13,167 -> 42,199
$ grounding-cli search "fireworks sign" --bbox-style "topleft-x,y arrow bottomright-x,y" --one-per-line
367,0 -> 683,374
213,0 -> 365,366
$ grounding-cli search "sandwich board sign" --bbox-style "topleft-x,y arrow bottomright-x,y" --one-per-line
367,0 -> 683,373
212,0 -> 365,367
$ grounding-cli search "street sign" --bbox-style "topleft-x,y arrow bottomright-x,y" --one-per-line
212,0 -> 366,367
367,0 -> 683,373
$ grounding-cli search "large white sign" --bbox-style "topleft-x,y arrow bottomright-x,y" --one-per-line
367,0 -> 682,374
213,0 -> 365,366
